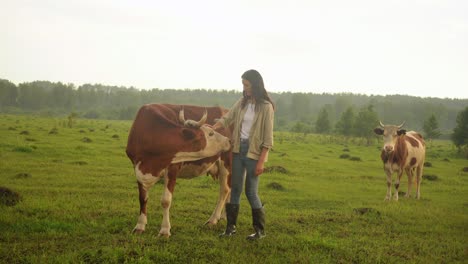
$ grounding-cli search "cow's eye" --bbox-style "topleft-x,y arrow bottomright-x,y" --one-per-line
209,131 -> 214,136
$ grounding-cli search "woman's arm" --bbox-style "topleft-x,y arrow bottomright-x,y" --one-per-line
256,103 -> 274,176
213,99 -> 241,130
261,103 -> 274,149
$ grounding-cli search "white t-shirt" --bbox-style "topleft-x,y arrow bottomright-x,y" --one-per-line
240,103 -> 255,139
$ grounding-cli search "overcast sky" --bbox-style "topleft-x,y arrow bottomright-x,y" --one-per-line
1,0 -> 467,99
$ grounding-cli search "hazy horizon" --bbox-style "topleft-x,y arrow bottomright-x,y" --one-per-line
2,0 -> 467,99
3,78 -> 468,101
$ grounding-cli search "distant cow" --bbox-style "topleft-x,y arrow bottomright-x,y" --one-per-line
374,121 -> 426,201
126,104 -> 232,237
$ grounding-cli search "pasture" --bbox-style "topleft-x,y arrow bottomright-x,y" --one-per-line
0,114 -> 467,263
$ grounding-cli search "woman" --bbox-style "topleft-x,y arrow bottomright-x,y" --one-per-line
213,69 -> 275,240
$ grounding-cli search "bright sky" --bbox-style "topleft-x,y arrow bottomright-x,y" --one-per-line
1,0 -> 467,99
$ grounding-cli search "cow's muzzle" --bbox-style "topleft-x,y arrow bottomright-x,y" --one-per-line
384,145 -> 394,153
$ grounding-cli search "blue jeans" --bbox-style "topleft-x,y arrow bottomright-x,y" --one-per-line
230,140 -> 262,209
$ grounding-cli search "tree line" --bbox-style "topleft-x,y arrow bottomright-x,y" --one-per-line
0,78 -> 467,151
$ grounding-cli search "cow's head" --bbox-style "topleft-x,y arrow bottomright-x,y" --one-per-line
172,109 -> 231,163
374,121 -> 406,153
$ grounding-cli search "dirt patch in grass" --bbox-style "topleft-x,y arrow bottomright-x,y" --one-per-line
423,174 -> 438,181
264,166 -> 289,174
353,207 -> 380,216
267,182 -> 285,191
15,172 -> 31,179
339,154 -> 350,159
13,146 -> 33,153
72,161 -> 88,165
0,186 -> 21,206
49,128 -> 58,135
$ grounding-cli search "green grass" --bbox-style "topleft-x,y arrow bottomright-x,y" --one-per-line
1,114 -> 467,263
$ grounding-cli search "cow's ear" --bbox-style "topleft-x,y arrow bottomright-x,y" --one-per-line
397,129 -> 406,135
374,128 -> 384,135
181,128 -> 196,140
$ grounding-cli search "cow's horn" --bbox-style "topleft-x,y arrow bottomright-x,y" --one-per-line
195,109 -> 208,127
397,121 -> 405,128
379,121 -> 385,127
179,108 -> 186,124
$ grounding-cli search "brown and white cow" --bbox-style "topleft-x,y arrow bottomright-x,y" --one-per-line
374,121 -> 426,201
126,104 -> 232,237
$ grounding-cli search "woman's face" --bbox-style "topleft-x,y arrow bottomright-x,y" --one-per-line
242,79 -> 252,97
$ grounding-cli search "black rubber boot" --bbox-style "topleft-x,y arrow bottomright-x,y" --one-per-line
219,203 -> 239,237
247,207 -> 265,240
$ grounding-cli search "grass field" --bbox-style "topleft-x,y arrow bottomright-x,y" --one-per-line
0,114 -> 467,263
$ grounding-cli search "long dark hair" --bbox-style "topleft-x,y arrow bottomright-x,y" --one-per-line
241,69 -> 275,111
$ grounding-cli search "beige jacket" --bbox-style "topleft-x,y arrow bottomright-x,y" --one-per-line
218,98 -> 274,161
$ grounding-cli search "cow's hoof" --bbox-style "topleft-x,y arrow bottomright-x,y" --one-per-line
158,227 -> 171,238
204,219 -> 218,227
204,223 -> 216,229
158,232 -> 171,238
133,229 -> 145,235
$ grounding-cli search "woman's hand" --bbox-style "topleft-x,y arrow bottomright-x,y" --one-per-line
211,122 -> 222,131
255,161 -> 264,176
256,147 -> 269,176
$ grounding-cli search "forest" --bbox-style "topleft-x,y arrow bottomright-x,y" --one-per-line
1,79 -> 467,139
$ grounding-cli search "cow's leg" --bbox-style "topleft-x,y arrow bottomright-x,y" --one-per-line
133,162 -> 160,234
205,159 -> 231,226
415,165 -> 423,199
394,170 -> 403,201
405,168 -> 413,198
384,170 -> 392,201
159,165 -> 178,237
